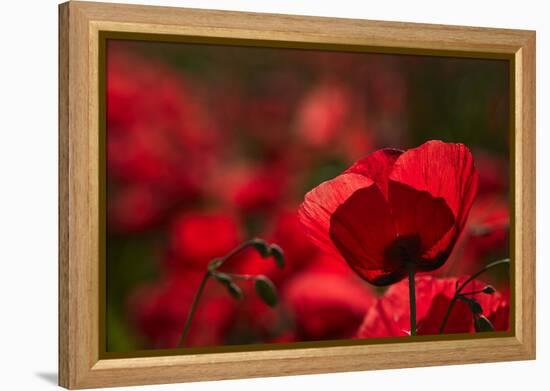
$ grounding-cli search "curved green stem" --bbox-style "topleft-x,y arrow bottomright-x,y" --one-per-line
210,238 -> 264,270
460,289 -> 490,296
178,271 -> 211,348
225,273 -> 257,281
177,239 -> 267,348
177,238 -> 278,348
407,263 -> 417,336
438,258 -> 509,334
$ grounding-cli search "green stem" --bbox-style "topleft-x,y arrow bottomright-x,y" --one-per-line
407,263 -> 417,336
460,289 -> 489,296
438,296 -> 458,335
177,271 -> 211,348
211,238 -> 263,269
177,239 -> 265,348
225,273 -> 257,281
438,258 -> 509,334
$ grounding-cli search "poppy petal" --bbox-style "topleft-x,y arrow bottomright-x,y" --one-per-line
352,268 -> 408,287
329,184 -> 401,285
345,148 -> 403,198
298,173 -> 374,257
357,276 -> 509,337
417,228 -> 457,270
357,276 -> 445,338
388,181 -> 455,263
357,300 -> 408,338
389,140 -> 478,268
389,140 -> 479,229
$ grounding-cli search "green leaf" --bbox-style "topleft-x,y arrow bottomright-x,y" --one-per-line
474,315 -> 495,332
459,296 -> 483,314
482,285 -> 496,294
212,272 -> 242,300
269,244 -> 285,269
250,238 -> 270,258
212,272 -> 233,285
467,298 -> 483,314
254,276 -> 278,307
226,281 -> 243,300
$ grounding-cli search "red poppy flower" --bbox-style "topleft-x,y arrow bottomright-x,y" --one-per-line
357,275 -> 509,337
298,140 -> 479,286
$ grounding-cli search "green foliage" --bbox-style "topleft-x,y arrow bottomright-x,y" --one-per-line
269,244 -> 285,269
254,276 -> 278,307
106,234 -> 162,352
226,281 -> 244,300
474,315 -> 495,332
250,238 -> 271,258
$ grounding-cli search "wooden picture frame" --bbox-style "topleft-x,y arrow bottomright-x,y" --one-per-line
59,1 -> 536,389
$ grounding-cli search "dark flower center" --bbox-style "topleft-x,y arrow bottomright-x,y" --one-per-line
384,235 -> 422,266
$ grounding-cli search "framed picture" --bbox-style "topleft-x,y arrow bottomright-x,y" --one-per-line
59,1 -> 536,389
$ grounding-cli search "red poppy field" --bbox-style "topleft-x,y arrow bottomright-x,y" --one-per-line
105,40 -> 510,352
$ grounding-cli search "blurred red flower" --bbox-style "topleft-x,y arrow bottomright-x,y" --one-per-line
225,247 -> 282,282
442,195 -> 509,278
226,209 -> 339,284
293,81 -> 374,162
465,197 -> 509,262
465,153 -> 509,264
224,291 -> 287,344
207,210 -> 359,343
166,212 -> 242,272
233,165 -> 288,215
107,43 -> 219,233
284,272 -> 375,340
108,184 -> 166,233
304,252 -> 359,276
295,81 -> 352,148
474,152 -> 508,196
439,152 -> 509,278
267,210 -> 319,275
128,274 -> 236,348
237,73 -> 302,155
299,140 -> 479,286
105,43 -> 511,351
357,275 -> 509,337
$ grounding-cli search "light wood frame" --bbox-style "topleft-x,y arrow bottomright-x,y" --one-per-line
59,1 -> 536,389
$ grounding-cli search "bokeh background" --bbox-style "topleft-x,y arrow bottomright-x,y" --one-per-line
106,39 -> 510,352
